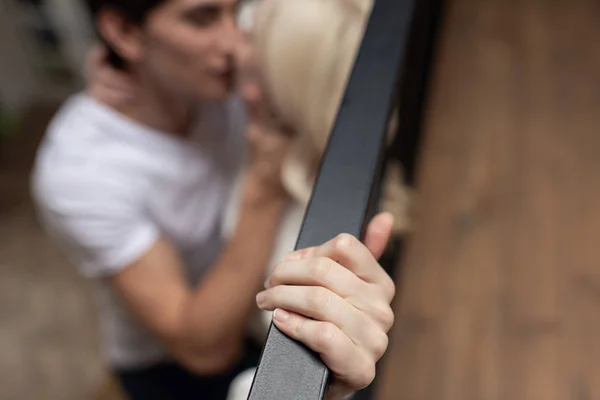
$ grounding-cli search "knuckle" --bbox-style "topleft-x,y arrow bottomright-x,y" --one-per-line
355,363 -> 376,389
315,322 -> 338,352
294,316 -> 307,337
371,329 -> 389,360
310,257 -> 333,281
384,308 -> 395,331
308,287 -> 331,311
381,276 -> 396,301
334,233 -> 357,253
374,302 -> 395,331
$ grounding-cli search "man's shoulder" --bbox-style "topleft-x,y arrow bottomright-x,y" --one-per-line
46,92 -> 98,135
32,94 -> 147,214
35,94 -> 151,192
40,93 -> 115,165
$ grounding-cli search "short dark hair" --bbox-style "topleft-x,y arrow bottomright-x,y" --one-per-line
85,0 -> 166,68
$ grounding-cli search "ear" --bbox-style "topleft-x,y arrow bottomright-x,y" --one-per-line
96,8 -> 145,65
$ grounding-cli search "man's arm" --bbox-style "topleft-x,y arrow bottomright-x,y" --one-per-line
111,173 -> 286,375
80,44 -> 291,375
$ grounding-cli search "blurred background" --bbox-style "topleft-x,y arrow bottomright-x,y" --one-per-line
0,1 -> 114,399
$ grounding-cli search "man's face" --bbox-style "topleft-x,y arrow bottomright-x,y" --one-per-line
138,0 -> 242,101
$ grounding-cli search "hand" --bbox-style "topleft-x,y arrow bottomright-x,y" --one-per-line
244,118 -> 292,200
84,45 -> 138,108
256,212 -> 396,400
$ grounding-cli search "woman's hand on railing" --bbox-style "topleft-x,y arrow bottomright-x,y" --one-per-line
256,212 -> 396,400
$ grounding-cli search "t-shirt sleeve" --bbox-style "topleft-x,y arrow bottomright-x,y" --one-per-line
32,171 -> 160,278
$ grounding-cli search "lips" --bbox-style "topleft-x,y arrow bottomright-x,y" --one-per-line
215,67 -> 236,89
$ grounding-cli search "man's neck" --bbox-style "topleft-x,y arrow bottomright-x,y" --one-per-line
113,70 -> 198,137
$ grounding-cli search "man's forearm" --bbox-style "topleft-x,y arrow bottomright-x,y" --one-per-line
181,174 -> 287,368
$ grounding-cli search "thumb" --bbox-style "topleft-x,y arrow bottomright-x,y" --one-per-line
364,212 -> 394,260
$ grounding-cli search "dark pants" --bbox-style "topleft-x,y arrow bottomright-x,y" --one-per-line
115,339 -> 262,400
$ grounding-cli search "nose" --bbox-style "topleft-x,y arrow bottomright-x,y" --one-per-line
217,13 -> 240,57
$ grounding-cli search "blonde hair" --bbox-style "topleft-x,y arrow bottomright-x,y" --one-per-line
253,0 -> 370,152
251,0 -> 412,235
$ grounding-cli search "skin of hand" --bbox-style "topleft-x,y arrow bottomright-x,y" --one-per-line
256,212 -> 396,400
244,114 -> 292,200
84,45 -> 139,107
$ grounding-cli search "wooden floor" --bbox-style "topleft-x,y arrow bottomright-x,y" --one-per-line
0,104 -> 122,399
379,0 -> 600,399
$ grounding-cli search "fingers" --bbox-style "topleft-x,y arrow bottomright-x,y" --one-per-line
246,123 -> 290,154
364,212 -> 394,260
85,45 -> 138,107
284,233 -> 395,302
84,45 -> 106,80
241,82 -> 263,105
261,214 -> 397,397
270,309 -> 378,392
266,257 -> 394,331
97,68 -> 137,94
265,256 -> 363,297
257,285 -> 388,355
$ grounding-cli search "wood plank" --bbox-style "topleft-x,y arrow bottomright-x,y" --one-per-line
378,0 -> 600,399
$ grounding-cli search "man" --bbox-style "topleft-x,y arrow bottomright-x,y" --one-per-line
30,0 -> 396,399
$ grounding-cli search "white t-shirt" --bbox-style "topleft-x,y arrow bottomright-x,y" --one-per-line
31,93 -> 245,369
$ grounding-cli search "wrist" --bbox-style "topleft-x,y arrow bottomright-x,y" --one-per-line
243,169 -> 289,205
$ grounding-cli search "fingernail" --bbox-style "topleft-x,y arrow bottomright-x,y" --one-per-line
273,308 -> 290,322
256,291 -> 266,306
264,277 -> 272,289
